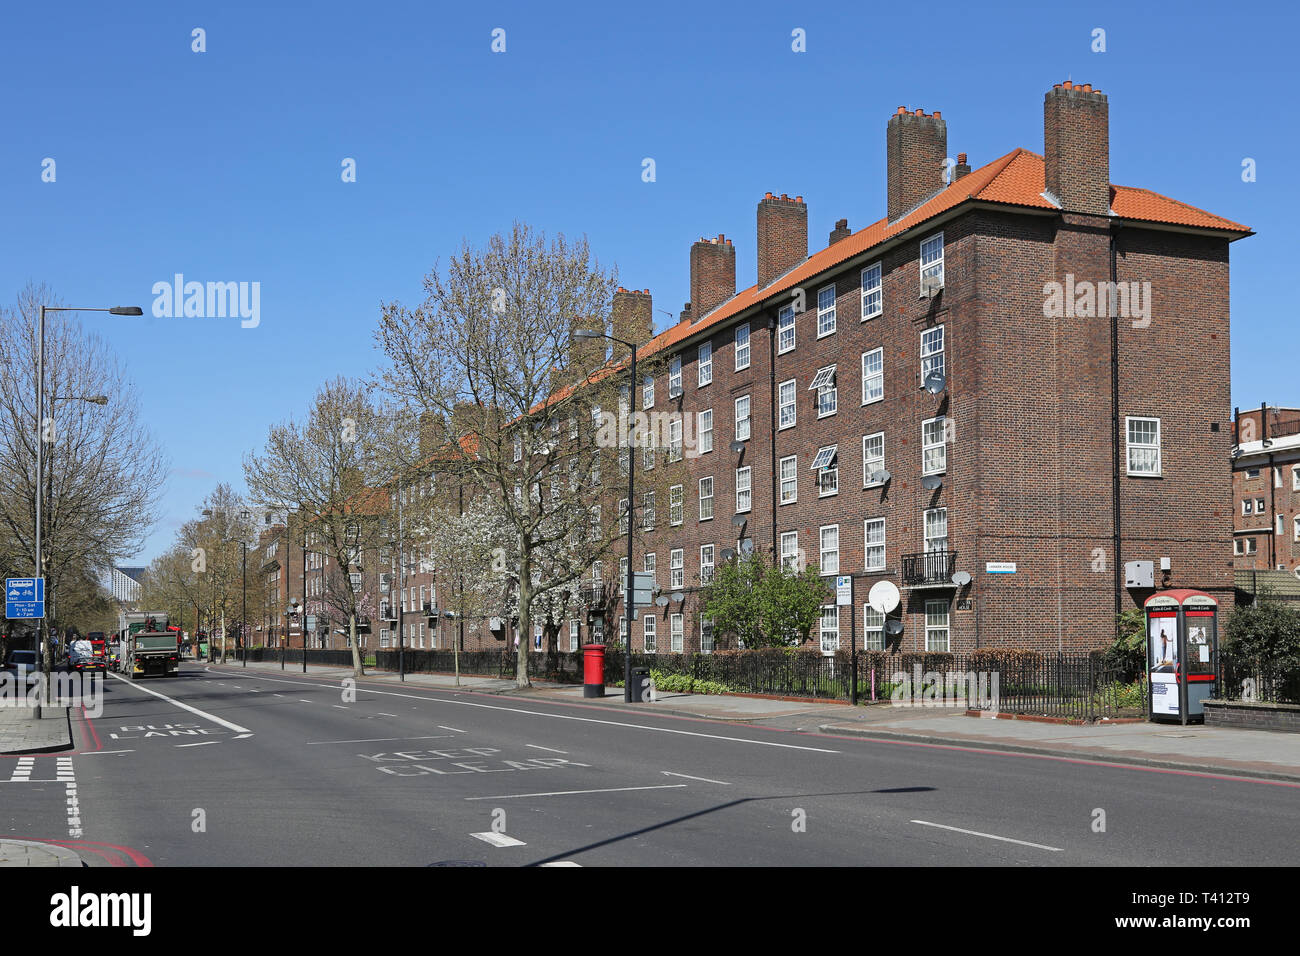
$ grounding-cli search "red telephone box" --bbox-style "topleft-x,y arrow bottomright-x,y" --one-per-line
1144,589 -> 1219,725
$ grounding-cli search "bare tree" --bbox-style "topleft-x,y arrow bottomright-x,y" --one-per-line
375,223 -> 679,687
244,377 -> 388,677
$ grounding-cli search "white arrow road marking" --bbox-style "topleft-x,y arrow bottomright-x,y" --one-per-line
466,784 -> 687,801
910,820 -> 1063,852
109,672 -> 253,735
470,832 -> 526,848
663,771 -> 731,785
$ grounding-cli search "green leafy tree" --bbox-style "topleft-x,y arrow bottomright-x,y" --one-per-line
702,554 -> 829,649
1224,591 -> 1300,701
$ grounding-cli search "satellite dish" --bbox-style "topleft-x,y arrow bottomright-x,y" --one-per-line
730,514 -> 747,527
654,595 -> 670,607
670,591 -> 685,603
729,440 -> 745,453
922,475 -> 943,490
1230,446 -> 1242,458
870,469 -> 892,485
720,548 -> 736,561
1294,565 -> 1300,581
951,570 -> 972,586
922,372 -> 946,395
868,580 -> 901,614
884,620 -> 904,637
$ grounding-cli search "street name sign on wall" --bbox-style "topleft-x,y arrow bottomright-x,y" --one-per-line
5,577 -> 45,619
985,562 -> 1017,574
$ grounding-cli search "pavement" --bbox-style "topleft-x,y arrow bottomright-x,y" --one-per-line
198,659 -> 1300,782
0,838 -> 83,867
0,704 -> 72,755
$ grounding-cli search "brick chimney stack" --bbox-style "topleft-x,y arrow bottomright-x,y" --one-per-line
756,192 -> 807,288
690,234 -> 736,320
611,288 -> 653,358
887,107 -> 947,222
829,218 -> 851,245
954,152 -> 971,182
1043,81 -> 1110,216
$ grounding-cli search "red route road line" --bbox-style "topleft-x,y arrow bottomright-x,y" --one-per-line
28,838 -> 152,867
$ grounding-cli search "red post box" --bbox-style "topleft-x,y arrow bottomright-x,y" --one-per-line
582,643 -> 606,698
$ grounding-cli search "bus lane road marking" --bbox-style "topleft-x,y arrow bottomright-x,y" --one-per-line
108,672 -> 253,736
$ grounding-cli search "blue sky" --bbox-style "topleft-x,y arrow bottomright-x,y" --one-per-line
2,0 -> 1294,565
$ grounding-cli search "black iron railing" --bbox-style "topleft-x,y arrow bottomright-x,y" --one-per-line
578,583 -> 608,608
901,549 -> 957,587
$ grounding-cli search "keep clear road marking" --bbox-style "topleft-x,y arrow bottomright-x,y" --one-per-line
663,771 -> 731,785
108,672 -> 253,736
470,832 -> 526,848
235,675 -> 838,754
910,820 -> 1064,852
526,744 -> 568,754
466,784 -> 687,801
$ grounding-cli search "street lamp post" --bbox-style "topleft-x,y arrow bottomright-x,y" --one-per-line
34,304 -> 140,706
573,328 -> 639,703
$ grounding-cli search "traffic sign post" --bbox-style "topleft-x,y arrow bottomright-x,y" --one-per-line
5,577 -> 45,620
837,576 -> 856,705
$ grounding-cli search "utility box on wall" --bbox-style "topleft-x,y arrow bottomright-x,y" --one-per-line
1125,560 -> 1155,588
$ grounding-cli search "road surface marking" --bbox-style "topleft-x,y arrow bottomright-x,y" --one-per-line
56,756 -> 74,781
273,694 -> 284,697
438,725 -> 465,733
9,757 -> 34,782
176,740 -> 221,748
540,861 -> 582,867
910,820 -> 1063,852
377,713 -> 398,717
233,733 -> 254,739
235,675 -> 839,754
333,705 -> 350,710
108,672 -> 253,735
526,744 -> 568,754
663,771 -> 731,785
79,750 -> 134,755
299,699 -> 312,703
466,784 -> 687,801
307,735 -> 454,745
470,832 -> 526,848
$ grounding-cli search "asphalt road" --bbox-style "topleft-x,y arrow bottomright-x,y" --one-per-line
3,661 -> 1297,866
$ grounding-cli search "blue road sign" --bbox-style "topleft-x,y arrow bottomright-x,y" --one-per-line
5,577 -> 45,619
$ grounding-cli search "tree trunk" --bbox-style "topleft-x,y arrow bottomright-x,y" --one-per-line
349,611 -> 363,678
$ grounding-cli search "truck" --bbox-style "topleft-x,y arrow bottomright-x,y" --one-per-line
122,612 -> 180,679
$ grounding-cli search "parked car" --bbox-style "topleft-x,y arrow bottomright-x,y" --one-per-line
2,650 -> 42,687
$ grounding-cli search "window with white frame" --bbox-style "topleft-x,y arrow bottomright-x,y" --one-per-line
1294,516 -> 1300,541
811,365 -> 837,417
669,485 -> 683,525
698,342 -> 712,386
820,525 -> 840,575
669,356 -> 682,398
1277,514 -> 1285,536
925,600 -> 950,652
776,379 -> 797,429
921,326 -> 945,381
863,433 -> 885,486
778,305 -> 795,354
644,552 -> 656,586
642,491 -> 656,529
780,531 -> 799,571
1293,465 -> 1300,491
817,285 -> 837,337
699,477 -> 714,520
670,549 -> 684,589
593,561 -> 603,587
619,498 -> 629,535
569,413 -> 579,440
735,395 -> 751,441
669,418 -> 683,461
569,620 -> 580,652
923,416 -> 947,474
643,438 -> 655,470
700,618 -> 715,653
924,508 -> 949,552
863,606 -> 885,650
780,455 -> 798,504
920,233 -> 944,291
1256,497 -> 1266,513
861,348 -> 883,404
864,518 -> 886,570
861,262 -> 883,320
1242,500 -> 1253,515
513,435 -> 522,462
700,545 -> 715,584
620,556 -> 629,595
820,606 -> 840,655
1243,537 -> 1257,554
670,613 -> 684,652
735,323 -> 750,370
643,616 -> 657,653
812,444 -> 838,496
735,467 -> 752,513
589,505 -> 601,541
1126,417 -> 1162,476
699,409 -> 713,453
619,616 -> 628,645
643,374 -> 655,409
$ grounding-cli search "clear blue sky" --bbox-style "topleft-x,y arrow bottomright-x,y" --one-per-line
2,0 -> 1294,565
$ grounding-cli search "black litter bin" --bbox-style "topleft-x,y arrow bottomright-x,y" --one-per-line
629,666 -> 652,702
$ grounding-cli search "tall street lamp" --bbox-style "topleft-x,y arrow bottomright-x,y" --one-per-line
35,304 -> 140,704
573,327 -> 640,703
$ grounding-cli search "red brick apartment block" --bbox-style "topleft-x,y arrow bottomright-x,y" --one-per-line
1231,405 -> 1300,574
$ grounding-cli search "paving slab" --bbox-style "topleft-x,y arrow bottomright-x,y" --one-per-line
0,839 -> 83,867
0,705 -> 72,754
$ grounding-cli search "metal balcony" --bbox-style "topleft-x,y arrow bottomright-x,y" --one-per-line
578,583 -> 608,608
901,550 -> 957,588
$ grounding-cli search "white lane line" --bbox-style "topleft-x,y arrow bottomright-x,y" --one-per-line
539,861 -> 582,867
176,740 -> 221,748
526,744 -> 569,754
306,735 -> 453,745
78,750 -> 134,756
466,784 -> 687,801
109,672 -> 253,735
273,694 -> 284,697
299,699 -> 312,703
332,705 -> 350,710
438,725 -> 465,734
910,820 -> 1063,852
377,712 -> 398,718
663,771 -> 731,785
470,832 -> 527,848
237,675 -> 839,754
